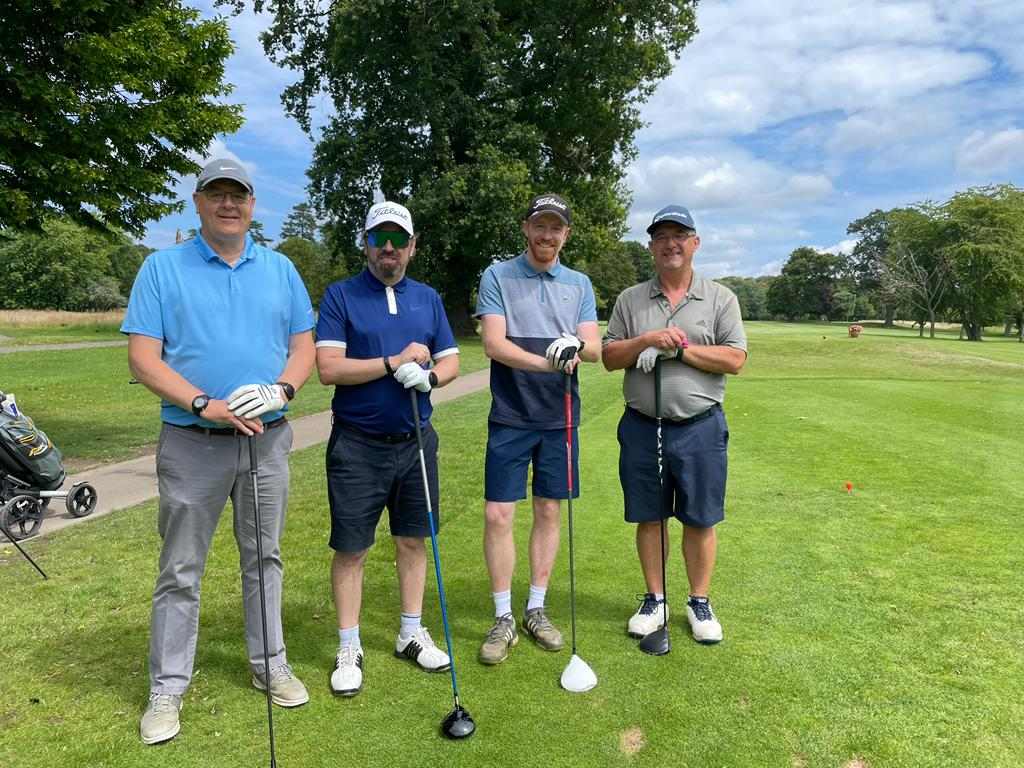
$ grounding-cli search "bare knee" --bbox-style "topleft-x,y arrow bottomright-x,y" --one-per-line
533,497 -> 561,528
485,502 -> 516,531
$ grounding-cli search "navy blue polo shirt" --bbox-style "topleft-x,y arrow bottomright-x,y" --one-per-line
316,269 -> 458,433
475,252 -> 597,430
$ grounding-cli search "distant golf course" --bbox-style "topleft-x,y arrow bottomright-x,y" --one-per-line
1,322 -> 1022,767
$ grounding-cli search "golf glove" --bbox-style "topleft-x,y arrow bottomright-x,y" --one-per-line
636,346 -> 680,374
394,362 -> 432,392
226,383 -> 288,419
545,333 -> 584,373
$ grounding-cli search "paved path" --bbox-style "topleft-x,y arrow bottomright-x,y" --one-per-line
10,369 -> 490,540
0,339 -> 127,354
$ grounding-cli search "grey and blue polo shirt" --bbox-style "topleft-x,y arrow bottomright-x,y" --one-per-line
475,252 -> 597,430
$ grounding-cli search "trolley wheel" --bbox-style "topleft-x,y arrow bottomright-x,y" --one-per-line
66,483 -> 98,518
1,495 -> 44,541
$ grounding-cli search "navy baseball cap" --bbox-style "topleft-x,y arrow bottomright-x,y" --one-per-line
647,205 -> 696,235
195,158 -> 254,194
525,193 -> 572,226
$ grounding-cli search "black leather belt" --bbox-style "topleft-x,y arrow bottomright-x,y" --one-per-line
173,416 -> 287,436
627,404 -> 719,427
336,421 -> 415,444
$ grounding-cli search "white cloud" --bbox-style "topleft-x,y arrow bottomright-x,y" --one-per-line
820,238 -> 859,256
956,128 -> 1024,175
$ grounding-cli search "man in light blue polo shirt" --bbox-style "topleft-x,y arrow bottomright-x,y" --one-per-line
315,201 -> 460,697
122,158 -> 315,745
475,193 -> 601,665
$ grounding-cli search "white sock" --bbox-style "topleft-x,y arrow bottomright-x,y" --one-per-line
399,612 -> 421,639
526,584 -> 547,611
339,625 -> 360,649
654,592 -> 665,602
493,589 -> 512,618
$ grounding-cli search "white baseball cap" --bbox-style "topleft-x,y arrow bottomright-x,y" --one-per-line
364,201 -> 414,235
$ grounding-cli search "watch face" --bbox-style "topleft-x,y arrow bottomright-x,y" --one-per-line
192,395 -> 210,416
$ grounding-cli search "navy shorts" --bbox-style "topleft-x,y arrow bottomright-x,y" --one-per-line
484,422 -> 579,502
326,422 -> 440,552
617,406 -> 729,528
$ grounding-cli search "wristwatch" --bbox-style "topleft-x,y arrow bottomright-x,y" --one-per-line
428,372 -> 439,387
191,394 -> 211,417
276,381 -> 296,401
383,356 -> 395,376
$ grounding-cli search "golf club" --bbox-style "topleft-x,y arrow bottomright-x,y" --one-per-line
0,515 -> 48,579
409,389 -> 475,739
638,357 -> 671,656
560,372 -> 597,693
247,435 -> 278,767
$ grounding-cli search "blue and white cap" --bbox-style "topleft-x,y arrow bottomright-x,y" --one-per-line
647,205 -> 696,235
365,201 -> 414,235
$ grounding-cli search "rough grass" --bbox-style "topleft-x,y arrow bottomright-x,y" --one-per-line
0,310 -> 125,345
0,323 -> 1021,767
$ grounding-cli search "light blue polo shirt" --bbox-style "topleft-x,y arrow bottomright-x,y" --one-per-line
315,269 -> 458,434
475,252 -> 597,430
121,234 -> 315,426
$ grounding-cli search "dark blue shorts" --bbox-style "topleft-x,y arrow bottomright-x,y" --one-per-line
484,422 -> 579,502
326,422 -> 439,552
617,406 -> 729,528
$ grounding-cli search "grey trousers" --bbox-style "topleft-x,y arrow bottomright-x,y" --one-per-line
149,422 -> 293,695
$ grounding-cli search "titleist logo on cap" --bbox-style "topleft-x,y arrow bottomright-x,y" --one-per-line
533,196 -> 567,211
373,205 -> 410,221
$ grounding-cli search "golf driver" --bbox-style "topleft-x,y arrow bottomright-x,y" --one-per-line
247,435 -> 278,767
409,389 -> 475,739
638,357 -> 671,656
0,512 -> 48,579
560,373 -> 597,693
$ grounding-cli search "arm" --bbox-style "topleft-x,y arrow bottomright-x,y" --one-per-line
277,330 -> 315,392
682,345 -> 747,375
127,334 -> 262,434
317,342 -> 432,386
480,314 -> 550,373
576,321 -> 601,363
602,327 -> 687,371
431,353 -> 459,387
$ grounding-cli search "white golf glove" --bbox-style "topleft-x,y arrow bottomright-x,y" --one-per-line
394,362 -> 432,392
545,332 -> 584,373
636,346 -> 680,374
226,383 -> 288,419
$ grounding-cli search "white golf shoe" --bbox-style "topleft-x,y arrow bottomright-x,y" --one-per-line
140,692 -> 182,745
627,593 -> 668,638
686,596 -> 723,644
395,626 -> 451,672
330,645 -> 364,697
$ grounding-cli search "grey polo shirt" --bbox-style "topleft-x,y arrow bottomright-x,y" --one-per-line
603,274 -> 747,420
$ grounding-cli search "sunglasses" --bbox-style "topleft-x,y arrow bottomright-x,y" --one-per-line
366,230 -> 411,249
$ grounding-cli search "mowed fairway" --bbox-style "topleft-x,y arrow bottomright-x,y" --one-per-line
1,323 -> 1021,767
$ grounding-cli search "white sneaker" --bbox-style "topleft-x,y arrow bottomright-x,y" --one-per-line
395,627 -> 450,672
330,645 -> 364,697
627,593 -> 668,638
140,693 -> 182,745
686,596 -> 723,644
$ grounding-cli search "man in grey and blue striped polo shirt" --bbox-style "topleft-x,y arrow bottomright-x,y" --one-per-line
474,193 -> 600,665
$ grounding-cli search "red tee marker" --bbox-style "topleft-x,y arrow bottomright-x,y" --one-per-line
845,482 -> 853,494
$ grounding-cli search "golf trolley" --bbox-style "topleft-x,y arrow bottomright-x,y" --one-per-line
0,391 -> 98,542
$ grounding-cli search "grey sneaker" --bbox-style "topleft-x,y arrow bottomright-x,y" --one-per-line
479,614 -> 518,665
252,663 -> 310,707
523,607 -> 564,651
140,692 -> 182,745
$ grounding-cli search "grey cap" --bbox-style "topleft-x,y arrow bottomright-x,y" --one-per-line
647,204 -> 696,235
195,158 -> 254,194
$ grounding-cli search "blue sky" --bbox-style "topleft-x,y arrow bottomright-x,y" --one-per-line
148,0 -> 1024,278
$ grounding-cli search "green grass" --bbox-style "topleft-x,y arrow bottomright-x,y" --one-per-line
0,337 -> 488,468
1,323 -> 1022,767
0,322 -> 126,345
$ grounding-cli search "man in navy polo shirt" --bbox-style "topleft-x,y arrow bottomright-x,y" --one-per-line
475,193 -> 601,665
123,158 -> 316,745
315,201 -> 460,696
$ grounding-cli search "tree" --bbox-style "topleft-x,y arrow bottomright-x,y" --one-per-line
1,2 -> 242,236
276,236 -> 344,307
881,204 -> 951,338
254,0 -> 699,331
623,240 -> 655,283
249,220 -> 272,246
280,202 -> 319,241
766,247 -> 842,320
846,210 -> 902,326
942,184 -> 1024,341
585,241 -> 639,318
717,276 -> 773,320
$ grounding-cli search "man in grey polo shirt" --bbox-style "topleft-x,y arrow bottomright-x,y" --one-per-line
602,204 -> 746,644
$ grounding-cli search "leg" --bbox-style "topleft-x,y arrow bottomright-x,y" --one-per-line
484,501 -> 517,594
149,426 -> 235,695
331,548 -> 368,631
528,497 -> 561,589
482,423 -> 534,600
682,524 -> 717,596
394,536 -> 427,616
636,521 -> 670,594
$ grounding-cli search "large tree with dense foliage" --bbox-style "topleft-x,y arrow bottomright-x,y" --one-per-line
766,247 -> 842,321
881,204 -> 952,338
717,276 -> 774,321
250,0 -> 698,330
0,1 -> 242,236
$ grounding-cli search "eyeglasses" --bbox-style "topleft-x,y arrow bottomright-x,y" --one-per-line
367,230 -> 411,249
652,231 -> 695,244
202,190 -> 251,205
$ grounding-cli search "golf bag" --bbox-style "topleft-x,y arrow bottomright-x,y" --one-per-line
0,391 -> 96,540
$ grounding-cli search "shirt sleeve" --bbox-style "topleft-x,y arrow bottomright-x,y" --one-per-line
578,275 -> 598,324
120,254 -> 163,340
430,291 -> 459,359
603,290 -> 629,346
715,290 -> 748,352
315,282 -> 348,348
474,266 -> 504,317
287,261 -> 315,334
